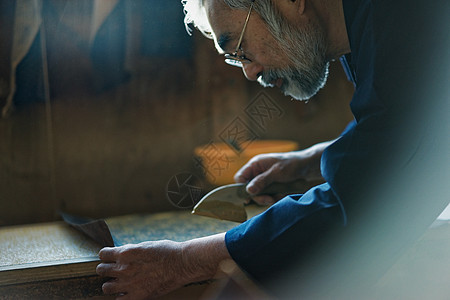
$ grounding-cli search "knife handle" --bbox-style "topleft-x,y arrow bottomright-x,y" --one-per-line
258,179 -> 324,196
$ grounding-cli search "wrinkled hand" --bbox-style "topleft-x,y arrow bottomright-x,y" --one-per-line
234,141 -> 333,205
96,233 -> 230,299
96,240 -> 187,299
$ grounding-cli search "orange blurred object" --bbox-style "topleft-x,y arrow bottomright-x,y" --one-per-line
194,140 -> 298,185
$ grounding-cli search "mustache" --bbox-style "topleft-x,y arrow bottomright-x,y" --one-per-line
258,69 -> 286,88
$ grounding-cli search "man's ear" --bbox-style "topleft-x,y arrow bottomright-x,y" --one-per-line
290,0 -> 306,15
278,0 -> 306,20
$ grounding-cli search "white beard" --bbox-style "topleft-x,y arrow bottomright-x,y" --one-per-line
257,11 -> 329,101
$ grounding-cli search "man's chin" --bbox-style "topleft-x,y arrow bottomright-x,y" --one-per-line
257,69 -> 329,101
256,79 -> 313,101
282,72 -> 329,101
281,82 -> 317,101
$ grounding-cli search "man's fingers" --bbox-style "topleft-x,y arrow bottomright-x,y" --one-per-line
101,277 -> 147,299
246,178 -> 264,194
234,155 -> 270,183
234,164 -> 253,183
102,278 -> 126,296
251,195 -> 276,206
96,262 -> 122,278
246,167 -> 277,195
98,247 -> 117,262
116,293 -> 132,299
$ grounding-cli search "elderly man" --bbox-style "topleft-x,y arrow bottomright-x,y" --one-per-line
96,0 -> 449,298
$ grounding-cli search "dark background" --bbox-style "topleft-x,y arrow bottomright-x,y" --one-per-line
0,0 -> 354,226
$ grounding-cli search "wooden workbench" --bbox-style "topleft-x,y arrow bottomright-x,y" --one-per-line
1,210 -> 449,299
0,211 -> 238,299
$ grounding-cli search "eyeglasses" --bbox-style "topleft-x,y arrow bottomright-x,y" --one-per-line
224,0 -> 255,67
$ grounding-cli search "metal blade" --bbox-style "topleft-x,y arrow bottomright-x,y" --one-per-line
192,183 -> 249,223
192,179 -> 324,223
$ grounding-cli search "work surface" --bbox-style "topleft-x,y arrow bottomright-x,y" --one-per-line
0,211 -> 238,299
1,209 -> 450,299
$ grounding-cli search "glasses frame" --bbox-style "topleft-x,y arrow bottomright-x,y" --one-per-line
224,0 -> 255,67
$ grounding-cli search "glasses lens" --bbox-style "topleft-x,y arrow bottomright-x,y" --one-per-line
225,58 -> 244,67
224,53 -> 250,67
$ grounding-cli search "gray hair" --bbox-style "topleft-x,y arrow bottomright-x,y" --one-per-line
182,0 -> 211,37
182,0 -> 280,39
182,0 -> 325,67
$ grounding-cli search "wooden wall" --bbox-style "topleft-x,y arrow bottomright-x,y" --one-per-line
0,2 -> 354,226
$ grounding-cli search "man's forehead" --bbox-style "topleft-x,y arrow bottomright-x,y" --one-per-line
204,0 -> 232,23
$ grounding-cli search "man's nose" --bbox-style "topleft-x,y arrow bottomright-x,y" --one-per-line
242,62 -> 263,81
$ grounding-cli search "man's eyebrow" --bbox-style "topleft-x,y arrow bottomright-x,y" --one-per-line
217,32 -> 233,53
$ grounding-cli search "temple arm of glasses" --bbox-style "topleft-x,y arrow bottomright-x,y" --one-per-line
234,0 -> 255,53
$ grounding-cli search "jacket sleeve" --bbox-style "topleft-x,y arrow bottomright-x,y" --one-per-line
225,183 -> 342,282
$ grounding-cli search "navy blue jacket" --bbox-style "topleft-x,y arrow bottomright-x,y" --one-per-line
225,0 -> 450,297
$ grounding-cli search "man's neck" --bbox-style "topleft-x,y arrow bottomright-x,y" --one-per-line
316,0 -> 350,60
